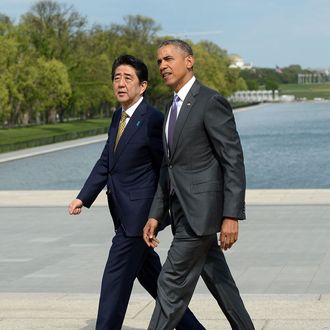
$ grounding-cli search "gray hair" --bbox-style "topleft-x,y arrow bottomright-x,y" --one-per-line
158,39 -> 193,56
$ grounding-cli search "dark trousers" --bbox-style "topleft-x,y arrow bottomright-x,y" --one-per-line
95,226 -> 204,330
148,194 -> 254,330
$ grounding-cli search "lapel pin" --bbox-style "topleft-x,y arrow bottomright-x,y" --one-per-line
136,120 -> 141,126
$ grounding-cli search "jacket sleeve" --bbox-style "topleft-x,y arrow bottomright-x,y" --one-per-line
147,110 -> 164,171
148,156 -> 170,226
76,135 -> 110,208
204,94 -> 246,220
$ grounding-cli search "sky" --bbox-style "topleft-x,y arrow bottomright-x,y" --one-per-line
1,0 -> 330,69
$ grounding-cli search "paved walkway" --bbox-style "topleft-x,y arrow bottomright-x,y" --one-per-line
1,189 -> 330,206
1,293 -> 330,330
1,191 -> 330,329
1,141 -> 330,329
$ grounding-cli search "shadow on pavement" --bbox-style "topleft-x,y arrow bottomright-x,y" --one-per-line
79,319 -> 145,330
79,319 -> 95,330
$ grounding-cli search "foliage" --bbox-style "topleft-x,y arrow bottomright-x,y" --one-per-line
265,80 -> 279,91
35,58 -> 72,122
194,41 -> 230,95
20,0 -> 87,61
245,79 -> 258,91
1,0 -> 249,127
239,65 -> 315,90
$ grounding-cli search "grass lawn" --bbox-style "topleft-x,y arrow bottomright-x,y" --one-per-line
0,118 -> 111,153
279,83 -> 330,100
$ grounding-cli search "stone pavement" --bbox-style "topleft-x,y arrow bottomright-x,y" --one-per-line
1,292 -> 330,330
1,141 -> 330,329
1,190 -> 330,329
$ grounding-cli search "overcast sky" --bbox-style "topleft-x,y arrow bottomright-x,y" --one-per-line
1,0 -> 329,69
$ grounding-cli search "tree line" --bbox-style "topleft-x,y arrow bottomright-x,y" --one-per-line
1,1 -> 318,127
0,0 -> 248,127
240,65 -> 317,91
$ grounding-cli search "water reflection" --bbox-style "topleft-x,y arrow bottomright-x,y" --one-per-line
0,102 -> 329,190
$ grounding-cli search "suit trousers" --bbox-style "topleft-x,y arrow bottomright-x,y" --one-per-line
95,226 -> 204,330
148,194 -> 254,330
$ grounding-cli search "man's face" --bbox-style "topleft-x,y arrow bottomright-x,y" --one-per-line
157,44 -> 194,92
113,64 -> 147,109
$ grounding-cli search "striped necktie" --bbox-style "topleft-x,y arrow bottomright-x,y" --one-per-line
115,111 -> 128,149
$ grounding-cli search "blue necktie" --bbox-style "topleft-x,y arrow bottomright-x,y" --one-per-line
168,95 -> 180,152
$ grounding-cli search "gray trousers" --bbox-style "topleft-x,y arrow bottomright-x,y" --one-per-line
148,195 -> 254,330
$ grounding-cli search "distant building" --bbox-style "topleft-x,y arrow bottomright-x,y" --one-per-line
279,95 -> 295,102
298,68 -> 330,84
228,54 -> 253,70
229,90 -> 297,103
229,90 -> 280,103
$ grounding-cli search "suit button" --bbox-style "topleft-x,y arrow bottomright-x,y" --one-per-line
169,165 -> 173,169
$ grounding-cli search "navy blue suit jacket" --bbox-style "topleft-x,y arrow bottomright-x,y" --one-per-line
77,99 -> 164,236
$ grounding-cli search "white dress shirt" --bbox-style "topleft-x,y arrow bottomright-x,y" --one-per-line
165,76 -> 196,143
122,96 -> 144,124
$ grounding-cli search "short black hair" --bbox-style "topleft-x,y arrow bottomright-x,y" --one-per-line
111,54 -> 148,82
158,39 -> 193,56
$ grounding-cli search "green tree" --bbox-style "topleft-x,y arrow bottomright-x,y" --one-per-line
1,4 -> 258,126
35,58 -> 71,123
108,16 -> 164,107
246,79 -> 259,90
0,13 -> 13,35
21,0 -> 87,61
70,52 -> 113,119
0,15 -> 15,123
194,41 -> 245,96
194,41 -> 228,94
226,67 -> 247,93
112,15 -> 161,47
265,80 -> 279,91
0,81 -> 10,124
0,34 -> 24,125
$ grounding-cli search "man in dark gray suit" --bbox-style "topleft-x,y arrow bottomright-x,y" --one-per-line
143,40 -> 254,329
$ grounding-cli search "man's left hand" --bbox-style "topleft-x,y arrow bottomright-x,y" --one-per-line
219,218 -> 239,250
143,218 -> 160,248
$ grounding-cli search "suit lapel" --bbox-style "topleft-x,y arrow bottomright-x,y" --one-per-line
108,109 -> 121,169
163,100 -> 172,161
113,100 -> 147,162
170,81 -> 200,157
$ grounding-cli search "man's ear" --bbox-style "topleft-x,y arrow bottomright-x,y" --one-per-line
186,55 -> 195,70
140,81 -> 148,94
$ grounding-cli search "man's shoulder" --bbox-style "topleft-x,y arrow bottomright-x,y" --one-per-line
110,107 -> 121,123
144,100 -> 164,120
196,81 -> 230,103
193,81 -> 232,112
196,80 -> 221,97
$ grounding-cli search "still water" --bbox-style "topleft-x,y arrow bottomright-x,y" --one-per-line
236,101 -> 330,188
0,101 -> 329,190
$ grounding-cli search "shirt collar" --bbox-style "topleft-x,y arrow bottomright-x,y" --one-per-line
175,76 -> 196,102
122,96 -> 143,117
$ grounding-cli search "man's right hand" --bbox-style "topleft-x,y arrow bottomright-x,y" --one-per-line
68,199 -> 83,215
143,218 -> 160,248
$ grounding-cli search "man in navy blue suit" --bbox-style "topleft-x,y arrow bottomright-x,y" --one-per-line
68,55 -> 204,330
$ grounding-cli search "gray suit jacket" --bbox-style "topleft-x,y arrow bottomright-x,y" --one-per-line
149,80 -> 246,236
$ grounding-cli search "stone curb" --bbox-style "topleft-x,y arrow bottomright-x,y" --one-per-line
0,189 -> 329,207
1,293 -> 330,330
